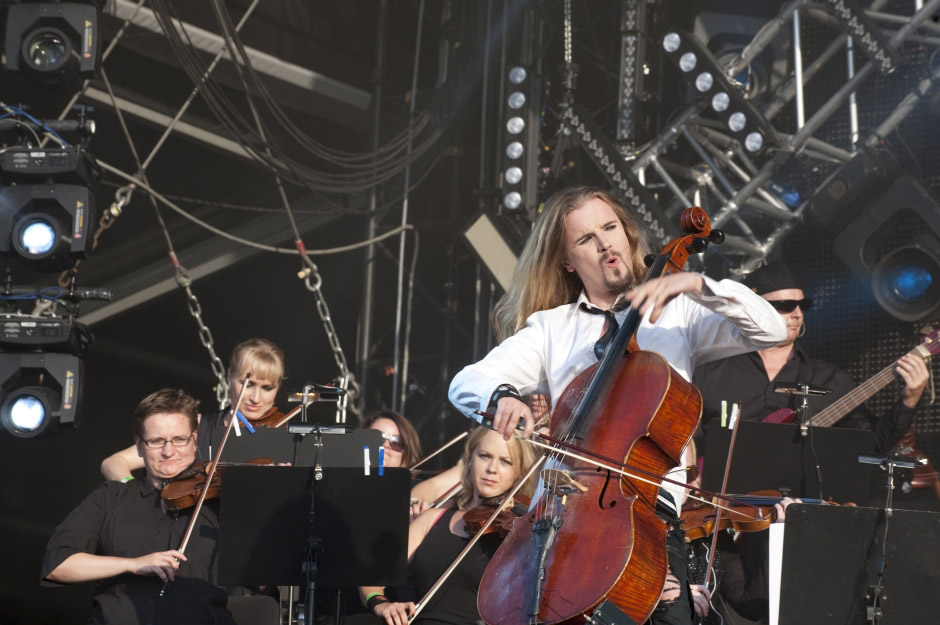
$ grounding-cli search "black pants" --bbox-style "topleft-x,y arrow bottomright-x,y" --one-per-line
646,498 -> 694,625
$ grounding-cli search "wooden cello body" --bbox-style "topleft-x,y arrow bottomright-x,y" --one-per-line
478,207 -> 719,625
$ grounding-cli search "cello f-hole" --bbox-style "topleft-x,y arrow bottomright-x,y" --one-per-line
598,470 -> 614,509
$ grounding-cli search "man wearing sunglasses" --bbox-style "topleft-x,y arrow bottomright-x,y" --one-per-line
693,261 -> 929,454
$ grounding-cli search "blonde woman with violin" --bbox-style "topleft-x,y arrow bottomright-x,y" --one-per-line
359,427 -> 536,625
100,338 -> 285,481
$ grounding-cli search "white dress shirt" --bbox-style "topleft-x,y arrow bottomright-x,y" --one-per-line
448,273 -> 787,508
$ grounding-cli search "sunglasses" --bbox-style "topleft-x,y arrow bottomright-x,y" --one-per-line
767,298 -> 813,313
380,432 -> 405,453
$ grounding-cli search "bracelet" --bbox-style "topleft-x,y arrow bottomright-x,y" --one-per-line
490,383 -> 522,406
120,476 -> 135,483
366,594 -> 389,612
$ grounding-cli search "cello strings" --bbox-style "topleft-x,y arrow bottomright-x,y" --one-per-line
524,437 -> 768,521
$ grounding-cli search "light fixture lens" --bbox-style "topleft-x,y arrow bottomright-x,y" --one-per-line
695,72 -> 713,92
712,92 -> 730,112
509,66 -> 527,84
25,30 -> 69,71
20,220 -> 57,255
679,52 -> 697,72
507,117 -> 525,134
9,394 -> 46,433
728,112 -> 747,132
505,167 -> 523,185
745,132 -> 764,152
504,192 -> 522,210
508,91 -> 526,109
663,33 -> 681,53
893,265 -> 933,302
506,141 -> 524,159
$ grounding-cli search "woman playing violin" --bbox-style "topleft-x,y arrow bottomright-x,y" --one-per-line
100,338 -> 285,481
41,389 -> 235,625
359,427 -> 536,625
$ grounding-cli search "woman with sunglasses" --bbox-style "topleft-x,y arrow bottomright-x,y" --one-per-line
362,411 -> 423,469
692,261 -> 929,454
359,427 -> 536,625
100,338 -> 286,481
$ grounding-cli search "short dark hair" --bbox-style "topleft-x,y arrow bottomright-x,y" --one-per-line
133,388 -> 200,438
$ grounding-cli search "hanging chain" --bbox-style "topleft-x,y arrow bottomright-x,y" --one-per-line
175,260 -> 230,408
563,0 -> 573,65
300,255 -> 359,423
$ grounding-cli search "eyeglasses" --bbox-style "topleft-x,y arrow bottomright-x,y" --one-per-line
767,298 -> 813,313
141,435 -> 194,450
380,432 -> 405,453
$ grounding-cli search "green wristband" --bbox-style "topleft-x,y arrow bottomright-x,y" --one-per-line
120,476 -> 135,483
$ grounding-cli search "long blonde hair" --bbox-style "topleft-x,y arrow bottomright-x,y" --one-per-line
456,427 -> 537,510
493,186 -> 650,342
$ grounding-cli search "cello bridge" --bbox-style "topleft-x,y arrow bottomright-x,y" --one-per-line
540,468 -> 588,496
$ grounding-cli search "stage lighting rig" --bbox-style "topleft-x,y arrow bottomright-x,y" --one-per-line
661,30 -> 780,156
834,176 -> 940,323
0,278 -> 107,438
3,1 -> 102,89
0,109 -> 101,273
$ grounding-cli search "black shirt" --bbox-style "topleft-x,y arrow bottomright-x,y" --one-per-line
692,344 -> 914,453
41,477 -> 235,625
409,508 -> 502,625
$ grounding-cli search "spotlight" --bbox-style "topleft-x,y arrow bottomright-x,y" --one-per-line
4,2 -> 101,86
871,237 -> 940,323
661,30 -> 780,155
0,352 -> 83,438
499,62 -> 536,212
834,176 -> 940,322
0,144 -> 100,272
1,386 -> 56,437
0,183 -> 96,272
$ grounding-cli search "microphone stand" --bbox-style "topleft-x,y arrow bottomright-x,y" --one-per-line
856,453 -> 918,625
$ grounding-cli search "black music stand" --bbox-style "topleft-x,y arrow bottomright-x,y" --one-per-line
702,421 -> 876,502
779,504 -> 940,624
211,425 -> 385,467
219,466 -> 409,622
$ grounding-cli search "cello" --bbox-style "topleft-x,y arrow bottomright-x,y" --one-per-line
477,207 -> 722,625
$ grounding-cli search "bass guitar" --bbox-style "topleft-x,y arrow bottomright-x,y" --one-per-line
762,328 -> 938,427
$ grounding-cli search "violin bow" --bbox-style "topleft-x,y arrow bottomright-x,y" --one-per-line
474,411 -> 768,521
409,456 -> 546,622
702,404 -> 742,593
159,372 -> 252,597
410,430 -> 469,471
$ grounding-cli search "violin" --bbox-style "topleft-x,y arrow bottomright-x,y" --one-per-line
463,495 -> 531,537
248,406 -> 287,428
161,458 -> 272,513
681,490 -> 849,541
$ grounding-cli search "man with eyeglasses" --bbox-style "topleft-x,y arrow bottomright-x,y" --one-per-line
41,388 -> 235,625
693,260 -> 929,454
